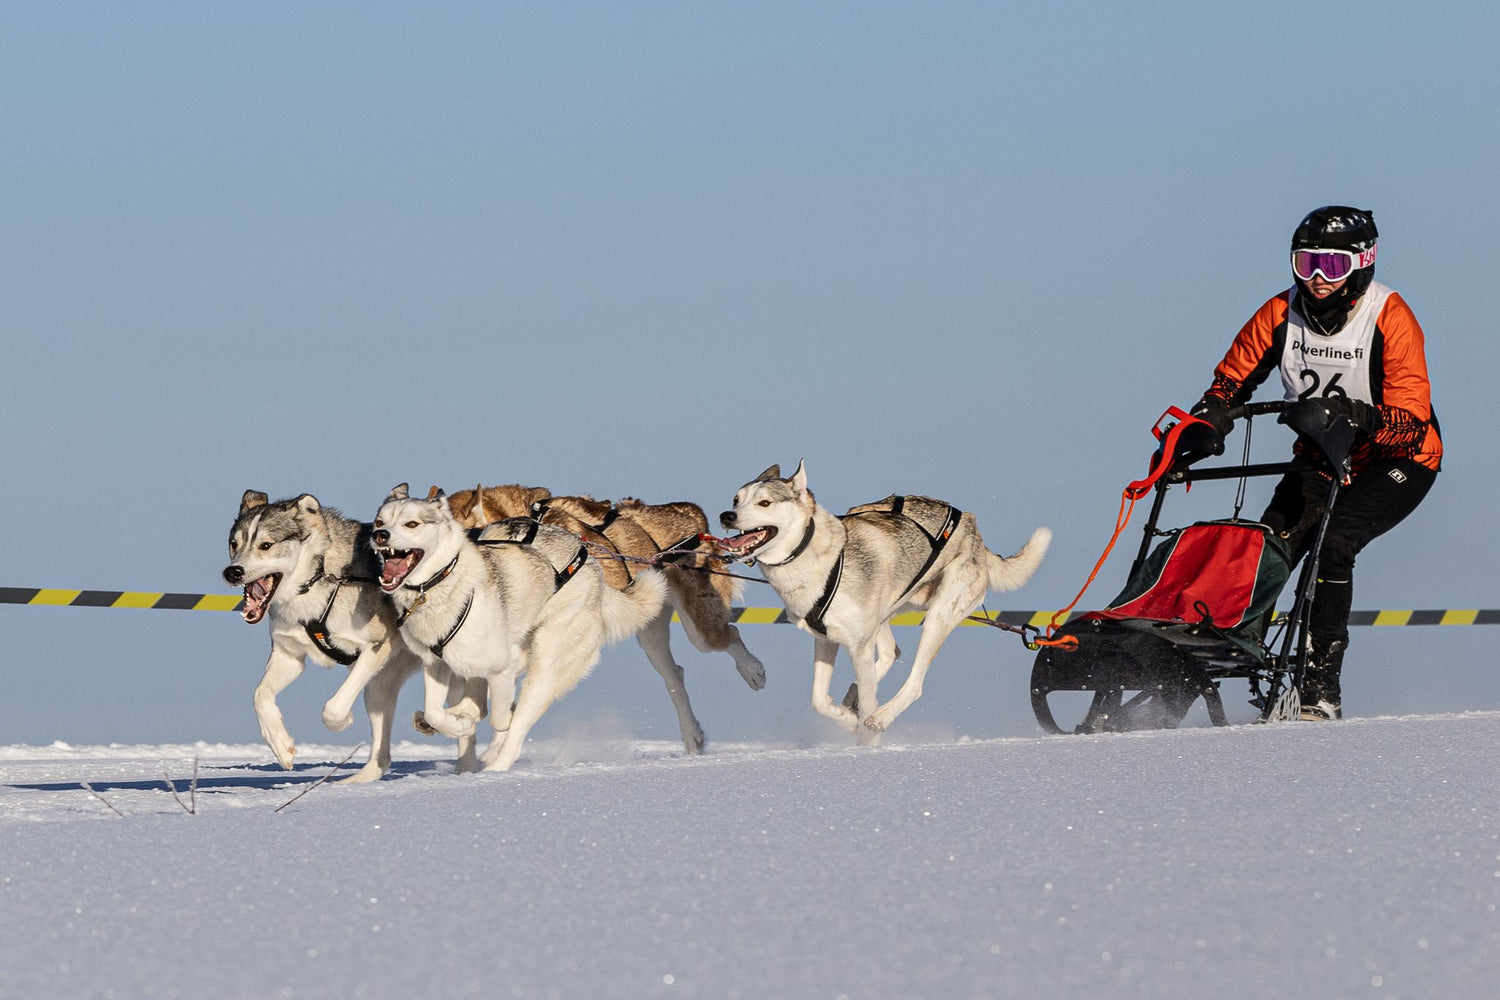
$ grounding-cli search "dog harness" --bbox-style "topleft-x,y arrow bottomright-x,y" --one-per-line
396,520 -> 591,659
801,497 -> 962,636
477,518 -> 590,591
530,498 -> 621,533
392,551 -> 475,657
528,500 -> 632,582
302,576 -> 360,666
288,563 -> 374,666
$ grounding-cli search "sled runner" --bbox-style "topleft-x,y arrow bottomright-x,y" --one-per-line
1030,397 -> 1357,734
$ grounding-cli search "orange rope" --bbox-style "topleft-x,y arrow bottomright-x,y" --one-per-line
1040,486 -> 1142,644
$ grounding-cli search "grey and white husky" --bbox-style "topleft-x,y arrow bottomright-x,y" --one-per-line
445,485 -> 766,754
224,491 -> 472,781
372,484 -> 666,772
718,462 -> 1050,741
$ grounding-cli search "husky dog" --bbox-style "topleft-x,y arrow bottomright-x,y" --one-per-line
373,485 -> 666,772
223,491 -> 473,781
718,462 -> 1051,740
445,485 -> 766,754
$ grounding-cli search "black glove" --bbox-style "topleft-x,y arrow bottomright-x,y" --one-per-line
1325,396 -> 1382,434
1190,399 -> 1234,438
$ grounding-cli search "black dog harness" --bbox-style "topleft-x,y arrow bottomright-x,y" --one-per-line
302,576 -> 360,666
529,500 -> 631,582
800,497 -> 962,636
292,564 -> 375,667
396,520 -> 590,659
477,518 -> 590,591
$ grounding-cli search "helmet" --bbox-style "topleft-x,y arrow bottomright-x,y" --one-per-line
1290,206 -> 1378,332
1291,205 -> 1378,254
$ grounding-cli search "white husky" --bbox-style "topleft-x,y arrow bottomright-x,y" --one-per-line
224,491 -> 473,781
718,462 -> 1050,740
372,485 -> 666,772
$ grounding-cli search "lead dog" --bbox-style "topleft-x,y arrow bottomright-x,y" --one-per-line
717,462 -> 1050,740
223,491 -> 475,781
373,484 -> 666,772
445,485 -> 766,753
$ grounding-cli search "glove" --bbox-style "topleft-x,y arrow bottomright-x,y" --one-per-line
1190,399 -> 1234,438
1325,397 -> 1382,434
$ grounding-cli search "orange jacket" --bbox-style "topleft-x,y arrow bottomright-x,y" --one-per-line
1201,289 -> 1443,474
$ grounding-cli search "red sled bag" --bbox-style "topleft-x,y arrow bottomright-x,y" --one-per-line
1088,519 -> 1291,650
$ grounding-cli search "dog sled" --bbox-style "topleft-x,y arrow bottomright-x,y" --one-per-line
1028,397 -> 1358,734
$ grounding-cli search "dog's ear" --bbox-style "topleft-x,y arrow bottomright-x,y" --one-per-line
294,494 -> 322,516
428,486 -> 446,501
386,483 -> 411,501
790,459 -> 807,493
240,490 -> 269,515
756,464 -> 781,482
450,487 -> 478,522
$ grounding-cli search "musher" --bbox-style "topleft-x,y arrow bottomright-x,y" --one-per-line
1189,206 -> 1442,720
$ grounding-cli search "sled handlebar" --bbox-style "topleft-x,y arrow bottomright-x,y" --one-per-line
1224,400 -> 1292,421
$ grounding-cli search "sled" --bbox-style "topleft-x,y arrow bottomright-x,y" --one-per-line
1029,397 -> 1358,734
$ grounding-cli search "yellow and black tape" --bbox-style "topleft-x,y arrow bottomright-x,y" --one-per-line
1,587 -> 243,612
2,588 -> 1497,626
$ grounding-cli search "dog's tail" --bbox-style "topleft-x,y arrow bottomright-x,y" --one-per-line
600,567 -> 669,644
986,526 -> 1052,592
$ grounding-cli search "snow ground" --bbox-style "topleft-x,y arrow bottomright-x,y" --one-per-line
2,713 -> 1497,1000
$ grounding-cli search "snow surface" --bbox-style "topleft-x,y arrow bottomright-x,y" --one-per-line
2,714 -> 1498,1000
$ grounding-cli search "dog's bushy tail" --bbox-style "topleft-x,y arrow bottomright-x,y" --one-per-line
600,568 -> 669,644
986,526 -> 1052,592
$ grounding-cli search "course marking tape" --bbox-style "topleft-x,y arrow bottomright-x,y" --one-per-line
3,588 -> 1498,626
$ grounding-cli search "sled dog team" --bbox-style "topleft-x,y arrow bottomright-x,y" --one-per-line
223,462 -> 1050,779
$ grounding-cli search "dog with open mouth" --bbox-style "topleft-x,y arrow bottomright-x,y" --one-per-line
373,484 -> 667,772
224,490 -> 476,780
718,461 -> 1050,741
443,484 -> 766,754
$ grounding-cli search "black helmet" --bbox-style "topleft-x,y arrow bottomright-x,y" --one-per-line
1290,205 -> 1379,333
1291,205 -> 1378,253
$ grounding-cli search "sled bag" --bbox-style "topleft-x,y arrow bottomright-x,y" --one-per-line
1094,520 -> 1291,632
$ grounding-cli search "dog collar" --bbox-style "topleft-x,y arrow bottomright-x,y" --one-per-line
403,552 -> 460,595
757,517 -> 816,567
394,552 -> 462,628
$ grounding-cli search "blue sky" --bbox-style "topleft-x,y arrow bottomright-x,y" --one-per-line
2,2 -> 1494,746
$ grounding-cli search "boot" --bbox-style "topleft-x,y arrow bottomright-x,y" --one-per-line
1299,637 -> 1346,721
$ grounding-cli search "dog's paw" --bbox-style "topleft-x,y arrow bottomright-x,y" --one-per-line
681,726 -> 706,755
423,709 -> 476,739
449,702 -> 484,724
321,706 -> 355,733
862,710 -> 893,734
813,701 -> 861,733
341,761 -> 386,784
260,724 -> 297,770
736,658 -> 767,691
270,740 -> 296,770
412,710 -> 438,735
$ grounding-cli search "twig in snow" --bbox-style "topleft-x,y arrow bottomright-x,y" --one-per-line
81,782 -> 126,819
190,757 -> 199,815
273,745 -> 362,814
162,762 -> 196,815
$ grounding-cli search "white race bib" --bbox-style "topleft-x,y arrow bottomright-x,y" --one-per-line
1280,281 -> 1392,404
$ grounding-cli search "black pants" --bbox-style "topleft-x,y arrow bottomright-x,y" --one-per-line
1261,457 -> 1437,649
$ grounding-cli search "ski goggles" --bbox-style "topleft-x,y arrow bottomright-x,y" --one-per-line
1291,245 -> 1377,282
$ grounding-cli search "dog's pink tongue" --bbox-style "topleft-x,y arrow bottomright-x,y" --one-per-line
381,554 -> 415,589
720,529 -> 769,552
242,578 -> 272,623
